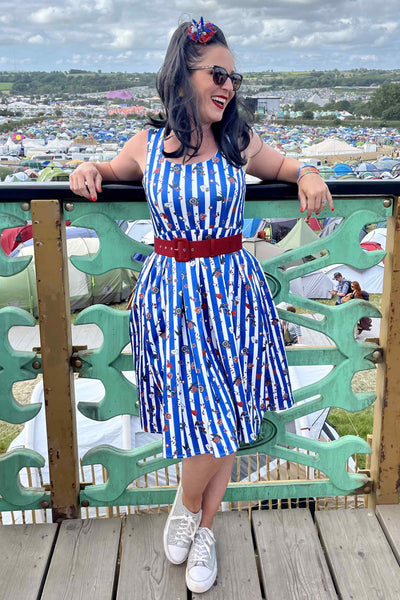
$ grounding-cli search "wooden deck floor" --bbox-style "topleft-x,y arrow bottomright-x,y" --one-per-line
1,504 -> 400,600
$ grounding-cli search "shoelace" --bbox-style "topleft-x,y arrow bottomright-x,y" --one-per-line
170,513 -> 198,545
191,529 -> 213,565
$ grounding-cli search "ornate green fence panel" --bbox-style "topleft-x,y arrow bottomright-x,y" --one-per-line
0,200 -> 49,511
0,187 -> 394,512
66,195 -> 390,508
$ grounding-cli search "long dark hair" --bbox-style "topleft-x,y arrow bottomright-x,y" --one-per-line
148,21 -> 251,167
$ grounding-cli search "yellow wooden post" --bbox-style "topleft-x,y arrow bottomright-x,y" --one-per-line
370,196 -> 400,507
31,199 -> 80,521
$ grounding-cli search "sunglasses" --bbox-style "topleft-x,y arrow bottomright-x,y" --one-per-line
189,65 -> 243,91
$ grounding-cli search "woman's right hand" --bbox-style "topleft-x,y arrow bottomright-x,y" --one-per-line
69,162 -> 103,201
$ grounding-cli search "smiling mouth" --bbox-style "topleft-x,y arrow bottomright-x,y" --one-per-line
211,96 -> 227,109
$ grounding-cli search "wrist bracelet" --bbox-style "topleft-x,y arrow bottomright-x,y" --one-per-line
297,171 -> 321,184
296,164 -> 319,179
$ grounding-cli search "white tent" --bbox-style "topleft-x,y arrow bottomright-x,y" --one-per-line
5,376 -> 176,523
302,138 -> 360,157
324,263 -> 383,294
290,269 -> 334,299
4,136 -> 21,153
0,234 -> 134,315
23,139 -> 46,150
361,227 -> 387,250
323,229 -> 386,294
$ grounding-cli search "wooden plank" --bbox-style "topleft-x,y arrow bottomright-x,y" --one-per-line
316,508 -> 400,599
117,513 -> 187,600
252,508 -> 337,600
192,511 -> 262,600
376,504 -> 400,564
370,196 -> 400,506
31,199 -> 80,520
41,518 -> 121,600
0,523 -> 58,600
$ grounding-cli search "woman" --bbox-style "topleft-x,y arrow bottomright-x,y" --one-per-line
70,18 -> 333,594
342,281 -> 372,335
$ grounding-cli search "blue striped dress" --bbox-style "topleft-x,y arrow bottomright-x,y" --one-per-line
130,128 -> 293,459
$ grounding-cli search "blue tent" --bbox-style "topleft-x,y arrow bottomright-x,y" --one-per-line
333,163 -> 354,176
242,219 -> 263,238
355,163 -> 378,173
373,159 -> 399,172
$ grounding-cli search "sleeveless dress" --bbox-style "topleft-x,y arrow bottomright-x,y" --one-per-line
130,128 -> 293,460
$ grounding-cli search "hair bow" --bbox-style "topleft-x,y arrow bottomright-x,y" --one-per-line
188,17 -> 217,43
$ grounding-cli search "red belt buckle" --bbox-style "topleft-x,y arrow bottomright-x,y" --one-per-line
174,237 -> 191,262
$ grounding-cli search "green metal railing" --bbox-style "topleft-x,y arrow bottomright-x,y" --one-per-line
1,180 -> 399,520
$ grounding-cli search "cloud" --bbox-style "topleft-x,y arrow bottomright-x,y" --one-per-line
27,35 -> 45,45
350,54 -> 378,64
109,28 -> 135,49
2,0 -> 399,72
30,6 -> 61,25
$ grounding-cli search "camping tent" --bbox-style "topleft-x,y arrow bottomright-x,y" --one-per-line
242,218 -> 269,238
242,222 -> 334,299
333,163 -> 354,177
289,269 -> 334,299
0,233 -> 134,315
354,163 -> 379,174
37,166 -> 70,181
322,229 -> 386,294
319,217 -> 344,238
361,228 -> 387,250
301,138 -> 359,156
276,218 -> 321,254
317,166 -> 336,180
324,263 -> 383,294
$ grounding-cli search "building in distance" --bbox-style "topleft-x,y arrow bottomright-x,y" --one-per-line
244,96 -> 281,117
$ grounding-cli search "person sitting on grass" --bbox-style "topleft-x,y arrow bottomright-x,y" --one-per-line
342,281 -> 372,335
282,306 -> 302,346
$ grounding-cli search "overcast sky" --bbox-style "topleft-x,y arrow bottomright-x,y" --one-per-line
1,0 -> 399,74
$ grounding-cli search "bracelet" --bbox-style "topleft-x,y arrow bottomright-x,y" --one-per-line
297,170 -> 321,184
296,164 -> 319,179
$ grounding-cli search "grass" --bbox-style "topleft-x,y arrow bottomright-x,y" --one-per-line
328,368 -> 376,469
312,295 -> 381,469
0,423 -> 24,454
294,293 -> 382,313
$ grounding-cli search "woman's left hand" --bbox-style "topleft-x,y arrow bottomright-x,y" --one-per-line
298,174 -> 334,218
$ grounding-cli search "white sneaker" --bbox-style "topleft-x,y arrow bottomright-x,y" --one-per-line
186,527 -> 217,593
163,482 -> 202,564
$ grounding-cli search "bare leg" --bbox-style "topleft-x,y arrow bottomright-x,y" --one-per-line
181,453 -> 236,527
200,453 -> 236,528
181,454 -> 223,513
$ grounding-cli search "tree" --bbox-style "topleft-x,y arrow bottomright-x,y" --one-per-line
302,109 -> 314,120
369,83 -> 400,118
381,105 -> 400,120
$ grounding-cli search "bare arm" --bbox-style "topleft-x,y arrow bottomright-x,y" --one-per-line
69,129 -> 148,201
245,132 -> 334,218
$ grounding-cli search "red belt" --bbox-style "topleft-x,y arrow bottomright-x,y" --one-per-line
154,234 -> 242,262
